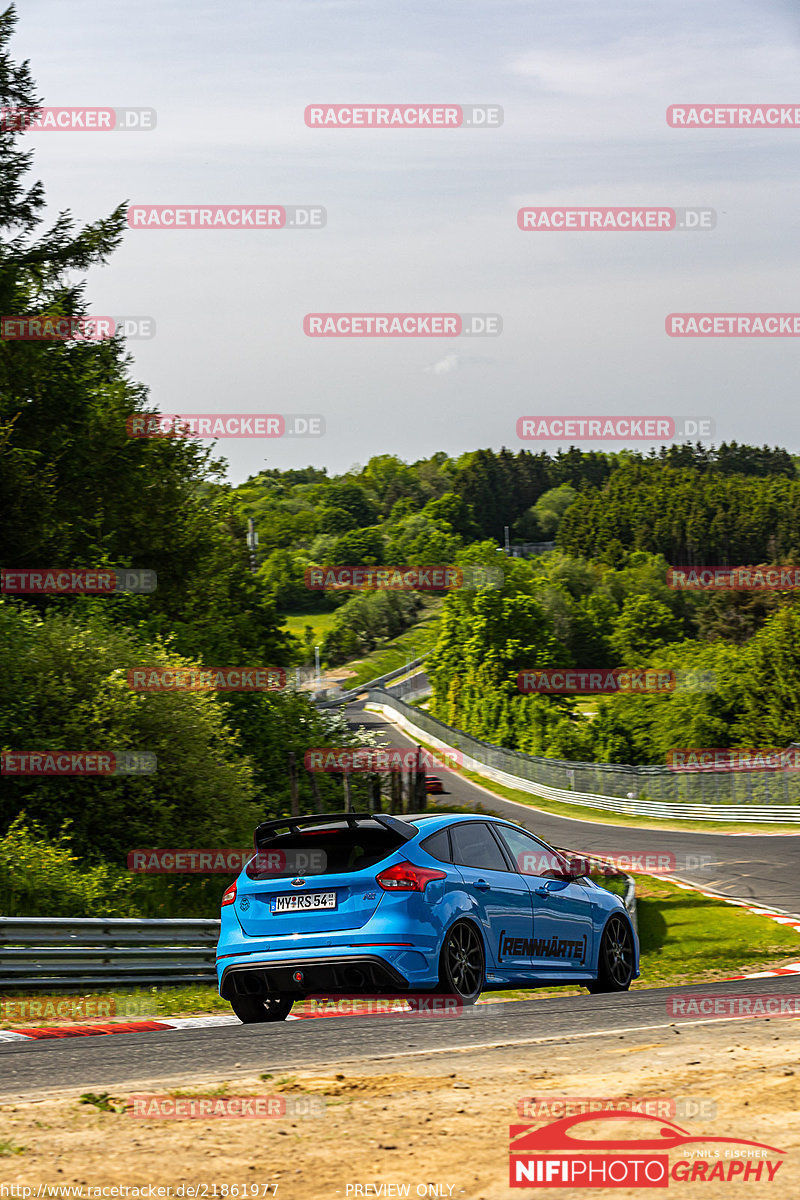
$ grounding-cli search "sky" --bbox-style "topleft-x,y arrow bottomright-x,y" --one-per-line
12,0 -> 800,482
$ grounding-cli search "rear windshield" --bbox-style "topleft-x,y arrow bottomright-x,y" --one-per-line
247,820 -> 407,878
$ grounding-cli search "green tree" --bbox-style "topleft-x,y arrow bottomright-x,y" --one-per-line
328,528 -> 384,565
735,607 -> 800,745
513,485 -> 577,541
609,594 -> 683,663
0,5 -> 286,666
0,600 -> 258,862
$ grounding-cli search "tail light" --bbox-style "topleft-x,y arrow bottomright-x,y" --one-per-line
221,880 -> 237,907
376,861 -> 447,892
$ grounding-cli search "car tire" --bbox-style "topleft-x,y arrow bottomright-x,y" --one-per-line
587,914 -> 635,993
229,993 -> 295,1023
436,919 -> 484,1005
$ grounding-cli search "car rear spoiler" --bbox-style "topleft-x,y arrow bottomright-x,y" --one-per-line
254,811 -> 419,849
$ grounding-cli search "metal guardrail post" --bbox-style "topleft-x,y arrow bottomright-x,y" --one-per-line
622,874 -> 638,934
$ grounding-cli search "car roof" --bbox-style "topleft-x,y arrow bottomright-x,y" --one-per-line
407,812 -> 525,834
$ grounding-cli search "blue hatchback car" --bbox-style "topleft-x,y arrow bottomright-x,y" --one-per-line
216,811 -> 639,1023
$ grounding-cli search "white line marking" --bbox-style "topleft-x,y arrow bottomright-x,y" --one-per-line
306,1013 -> 800,1066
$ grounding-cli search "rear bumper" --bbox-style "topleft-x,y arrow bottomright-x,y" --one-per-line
219,954 -> 409,998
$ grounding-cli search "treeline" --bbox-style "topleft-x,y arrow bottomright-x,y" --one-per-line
558,460 -> 800,565
0,8 -> 374,916
241,445 -> 796,566
426,548 -> 800,765
238,444 -> 797,666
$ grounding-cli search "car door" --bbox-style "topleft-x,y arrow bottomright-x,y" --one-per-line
449,821 -> 535,976
494,824 -> 596,975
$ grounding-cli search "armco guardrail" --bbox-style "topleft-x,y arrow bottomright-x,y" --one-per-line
0,917 -> 220,989
365,690 -> 800,822
315,655 -> 428,707
0,879 -> 635,991
384,670 -> 431,701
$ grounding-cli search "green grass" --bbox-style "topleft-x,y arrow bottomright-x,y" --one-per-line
117,983 -> 231,1017
0,984 -> 230,1028
279,611 -> 338,642
0,1141 -> 25,1157
336,603 -> 442,688
634,874 -> 800,986
79,1093 -> 126,1113
378,717 -> 800,835
278,601 -> 441,688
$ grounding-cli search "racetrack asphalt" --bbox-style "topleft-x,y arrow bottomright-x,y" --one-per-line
349,704 -> 800,917
2,976 -> 798,1099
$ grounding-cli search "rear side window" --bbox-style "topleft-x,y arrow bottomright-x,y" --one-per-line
450,823 -> 510,872
248,820 -> 406,878
495,825 -> 570,878
420,828 -> 452,863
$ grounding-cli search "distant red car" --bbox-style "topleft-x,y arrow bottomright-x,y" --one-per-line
425,775 -> 445,794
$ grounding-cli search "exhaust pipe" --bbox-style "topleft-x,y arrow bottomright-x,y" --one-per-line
345,966 -> 367,989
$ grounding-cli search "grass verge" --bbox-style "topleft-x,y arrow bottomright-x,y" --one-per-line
375,714 -> 800,835
336,602 -> 442,689
278,611 -> 338,643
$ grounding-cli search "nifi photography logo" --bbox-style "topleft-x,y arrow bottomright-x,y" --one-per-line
508,1110 -> 784,1187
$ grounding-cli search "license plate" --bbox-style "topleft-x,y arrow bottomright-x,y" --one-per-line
271,891 -> 337,914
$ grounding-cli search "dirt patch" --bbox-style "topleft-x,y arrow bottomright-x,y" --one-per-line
1,1021 -> 798,1198
272,1071 -> 455,1098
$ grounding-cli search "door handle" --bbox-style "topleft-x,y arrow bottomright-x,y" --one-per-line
474,879 -> 490,891
534,883 -> 564,897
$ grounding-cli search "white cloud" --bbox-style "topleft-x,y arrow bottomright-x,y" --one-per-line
424,353 -> 461,375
